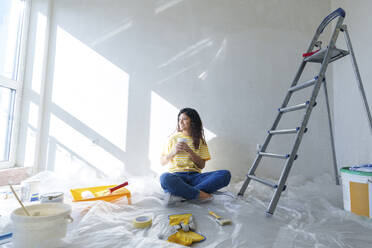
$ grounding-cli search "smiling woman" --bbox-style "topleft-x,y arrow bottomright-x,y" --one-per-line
160,107 -> 231,205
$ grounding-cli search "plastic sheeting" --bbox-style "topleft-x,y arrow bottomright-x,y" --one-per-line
1,171 -> 372,248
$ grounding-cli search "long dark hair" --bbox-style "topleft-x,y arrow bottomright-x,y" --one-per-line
177,108 -> 206,149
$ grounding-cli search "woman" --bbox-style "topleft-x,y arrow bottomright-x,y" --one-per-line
160,107 -> 231,204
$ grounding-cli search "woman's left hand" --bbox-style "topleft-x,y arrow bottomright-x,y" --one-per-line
179,142 -> 205,169
178,142 -> 192,154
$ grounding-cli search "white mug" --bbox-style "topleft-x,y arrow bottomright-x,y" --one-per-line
177,138 -> 187,143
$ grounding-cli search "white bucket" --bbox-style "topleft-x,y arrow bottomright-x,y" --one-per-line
341,167 -> 372,218
11,203 -> 72,248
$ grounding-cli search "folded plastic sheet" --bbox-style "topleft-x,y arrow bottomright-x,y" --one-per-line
1,172 -> 372,248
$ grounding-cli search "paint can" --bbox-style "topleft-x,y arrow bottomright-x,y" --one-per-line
11,203 -> 73,248
341,167 -> 372,218
40,192 -> 64,203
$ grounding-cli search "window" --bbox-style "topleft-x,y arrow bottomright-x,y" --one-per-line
0,0 -> 28,168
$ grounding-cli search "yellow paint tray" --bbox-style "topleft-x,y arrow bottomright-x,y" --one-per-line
70,185 -> 131,204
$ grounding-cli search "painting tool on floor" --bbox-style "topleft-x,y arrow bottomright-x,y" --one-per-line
209,211 -> 231,226
9,183 -> 30,216
70,183 -> 131,204
95,181 -> 129,197
0,233 -> 12,245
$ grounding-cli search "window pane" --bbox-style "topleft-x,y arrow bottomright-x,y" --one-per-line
0,0 -> 25,80
0,86 -> 15,162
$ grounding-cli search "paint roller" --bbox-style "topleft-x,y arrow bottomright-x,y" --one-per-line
209,211 -> 232,226
94,181 -> 129,197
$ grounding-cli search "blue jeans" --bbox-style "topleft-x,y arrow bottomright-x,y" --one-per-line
160,170 -> 231,200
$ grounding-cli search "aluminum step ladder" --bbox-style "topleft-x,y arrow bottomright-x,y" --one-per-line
238,8 -> 372,216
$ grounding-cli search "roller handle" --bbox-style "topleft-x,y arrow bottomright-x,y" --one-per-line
109,181 -> 128,193
317,8 -> 346,34
209,211 -> 221,219
9,184 -> 30,216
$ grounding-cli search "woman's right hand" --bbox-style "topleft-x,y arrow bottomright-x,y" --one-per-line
161,142 -> 188,166
172,142 -> 185,155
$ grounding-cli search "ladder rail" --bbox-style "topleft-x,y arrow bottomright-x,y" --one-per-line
342,26 -> 372,134
317,8 -> 346,34
267,16 -> 346,214
238,13 -> 324,197
323,79 -> 340,185
238,8 -> 371,216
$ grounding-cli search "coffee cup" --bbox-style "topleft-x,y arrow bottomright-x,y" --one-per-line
177,138 -> 187,143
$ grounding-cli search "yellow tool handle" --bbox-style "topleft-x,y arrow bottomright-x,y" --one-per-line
209,211 -> 221,219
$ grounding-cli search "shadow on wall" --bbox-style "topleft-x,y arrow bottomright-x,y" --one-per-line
18,0 -> 333,181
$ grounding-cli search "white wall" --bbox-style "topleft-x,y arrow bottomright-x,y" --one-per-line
331,1 -> 372,168
17,0 -> 336,181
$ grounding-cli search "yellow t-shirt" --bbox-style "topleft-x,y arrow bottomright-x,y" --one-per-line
162,132 -> 211,173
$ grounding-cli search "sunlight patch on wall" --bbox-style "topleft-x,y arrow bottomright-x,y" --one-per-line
28,101 -> 39,128
48,113 -> 125,179
52,26 -> 129,151
91,18 -> 133,47
156,62 -> 200,85
204,127 -> 216,142
155,0 -> 184,14
197,38 -> 226,82
52,141 -> 110,181
23,127 -> 36,168
31,12 -> 47,93
198,71 -> 207,80
24,102 -> 39,168
149,91 -> 179,174
158,39 -> 213,68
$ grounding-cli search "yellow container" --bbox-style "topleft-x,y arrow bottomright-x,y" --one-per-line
70,185 -> 131,204
341,167 -> 372,218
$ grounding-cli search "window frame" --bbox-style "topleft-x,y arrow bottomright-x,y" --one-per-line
0,0 -> 31,169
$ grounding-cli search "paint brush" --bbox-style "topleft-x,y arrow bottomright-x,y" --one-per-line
209,211 -> 232,226
9,183 -> 30,216
95,181 -> 129,197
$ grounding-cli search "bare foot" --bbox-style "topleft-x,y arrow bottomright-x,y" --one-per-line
198,190 -> 212,199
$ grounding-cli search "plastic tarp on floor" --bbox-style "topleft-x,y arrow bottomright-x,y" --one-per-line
1,171 -> 372,247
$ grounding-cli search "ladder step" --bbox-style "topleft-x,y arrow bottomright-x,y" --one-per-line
248,175 -> 287,190
268,127 -> 299,135
304,47 -> 349,63
278,101 -> 309,113
248,175 -> 277,188
259,152 -> 289,159
288,77 -> 318,92
269,127 -> 308,135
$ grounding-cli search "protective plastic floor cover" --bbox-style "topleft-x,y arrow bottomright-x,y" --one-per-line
1,172 -> 372,248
